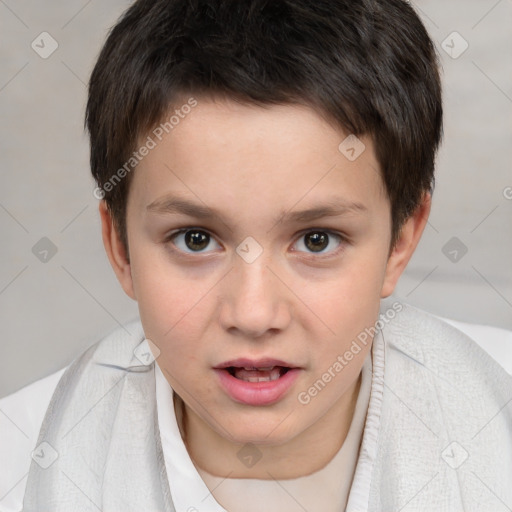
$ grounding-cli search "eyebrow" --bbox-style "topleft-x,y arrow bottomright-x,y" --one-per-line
146,195 -> 367,224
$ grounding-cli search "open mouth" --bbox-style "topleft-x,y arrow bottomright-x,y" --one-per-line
226,366 -> 291,383
214,360 -> 301,405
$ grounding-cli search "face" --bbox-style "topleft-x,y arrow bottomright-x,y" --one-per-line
101,98 -> 429,472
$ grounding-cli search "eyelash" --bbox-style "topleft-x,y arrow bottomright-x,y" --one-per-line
164,227 -> 348,259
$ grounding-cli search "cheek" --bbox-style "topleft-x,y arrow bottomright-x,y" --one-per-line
129,251 -> 215,361
298,254 -> 386,338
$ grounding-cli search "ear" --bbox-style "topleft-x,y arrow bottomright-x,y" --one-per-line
381,192 -> 431,298
99,201 -> 136,300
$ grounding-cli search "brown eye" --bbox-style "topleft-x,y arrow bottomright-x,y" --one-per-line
170,229 -> 221,253
185,230 -> 209,251
293,230 -> 344,256
304,231 -> 329,252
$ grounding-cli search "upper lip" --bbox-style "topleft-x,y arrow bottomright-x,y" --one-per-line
214,358 -> 299,369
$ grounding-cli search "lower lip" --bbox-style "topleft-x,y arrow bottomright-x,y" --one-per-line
214,368 -> 301,406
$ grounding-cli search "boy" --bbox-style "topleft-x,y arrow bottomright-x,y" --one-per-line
2,0 -> 512,510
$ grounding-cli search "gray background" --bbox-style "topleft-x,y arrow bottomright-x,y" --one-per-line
0,0 -> 511,398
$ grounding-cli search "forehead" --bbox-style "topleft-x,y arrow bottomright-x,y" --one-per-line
129,98 -> 387,224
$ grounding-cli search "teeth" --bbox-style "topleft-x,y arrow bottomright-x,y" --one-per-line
233,366 -> 282,382
269,367 -> 281,380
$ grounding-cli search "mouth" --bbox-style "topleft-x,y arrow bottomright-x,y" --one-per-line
214,359 -> 301,406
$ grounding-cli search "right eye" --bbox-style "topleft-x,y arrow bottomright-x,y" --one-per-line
166,228 -> 222,254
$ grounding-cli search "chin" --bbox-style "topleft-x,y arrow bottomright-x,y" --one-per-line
219,412 -> 301,447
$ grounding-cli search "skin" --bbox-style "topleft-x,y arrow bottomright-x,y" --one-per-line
99,97 -> 430,479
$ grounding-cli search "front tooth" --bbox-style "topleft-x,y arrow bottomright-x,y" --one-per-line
247,376 -> 270,382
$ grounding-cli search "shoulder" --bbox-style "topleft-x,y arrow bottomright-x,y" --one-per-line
0,318 -> 145,512
380,300 -> 512,393
368,301 -> 512,505
0,367 -> 67,512
0,367 -> 67,421
437,316 -> 512,375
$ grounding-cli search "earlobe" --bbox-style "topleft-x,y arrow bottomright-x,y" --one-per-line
380,192 -> 432,298
98,201 -> 136,300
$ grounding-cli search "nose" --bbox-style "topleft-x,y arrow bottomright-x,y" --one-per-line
218,256 -> 292,339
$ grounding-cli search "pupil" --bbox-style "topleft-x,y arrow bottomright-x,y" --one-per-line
305,232 -> 328,252
185,230 -> 209,251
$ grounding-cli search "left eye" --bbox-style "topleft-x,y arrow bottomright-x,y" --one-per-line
292,230 -> 343,254
169,229 -> 221,253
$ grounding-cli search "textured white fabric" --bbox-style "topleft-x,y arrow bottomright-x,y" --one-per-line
439,317 -> 512,375
348,302 -> 512,511
20,322 -> 175,512
0,367 -> 66,512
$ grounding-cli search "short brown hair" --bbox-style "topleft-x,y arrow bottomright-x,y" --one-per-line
86,0 -> 443,253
